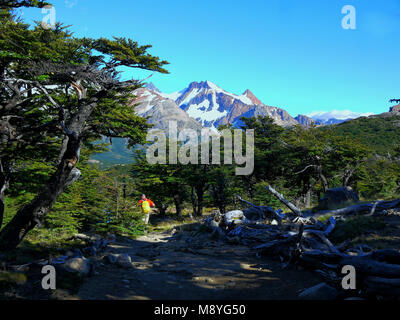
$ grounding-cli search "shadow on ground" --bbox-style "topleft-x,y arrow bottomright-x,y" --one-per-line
68,225 -> 322,300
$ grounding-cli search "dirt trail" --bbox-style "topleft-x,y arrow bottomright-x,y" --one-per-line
64,228 -> 321,300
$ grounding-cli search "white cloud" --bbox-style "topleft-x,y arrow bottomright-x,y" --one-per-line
65,0 -> 78,9
306,110 -> 374,121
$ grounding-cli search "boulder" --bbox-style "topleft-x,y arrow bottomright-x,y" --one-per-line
116,254 -> 134,269
104,253 -> 119,264
319,187 -> 359,210
299,283 -> 339,300
60,257 -> 92,277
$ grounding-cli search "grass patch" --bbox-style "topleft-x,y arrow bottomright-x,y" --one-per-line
2,231 -> 86,265
0,271 -> 27,295
330,216 -> 387,243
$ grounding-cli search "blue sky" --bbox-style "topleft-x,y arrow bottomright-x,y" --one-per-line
20,0 -> 400,117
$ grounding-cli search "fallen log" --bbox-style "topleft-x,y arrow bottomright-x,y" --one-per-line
324,217 -> 336,236
339,257 -> 400,278
254,236 -> 298,256
237,196 -> 284,223
299,250 -> 400,277
303,230 -> 340,254
313,198 -> 400,218
266,186 -> 303,217
298,250 -> 343,270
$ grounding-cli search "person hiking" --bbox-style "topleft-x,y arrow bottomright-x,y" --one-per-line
138,194 -> 155,224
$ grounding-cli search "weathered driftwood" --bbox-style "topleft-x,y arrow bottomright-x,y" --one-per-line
340,257 -> 400,278
323,217 -> 336,236
254,236 -> 298,256
313,198 -> 400,218
297,249 -> 400,279
254,226 -> 304,260
266,185 -> 303,217
303,230 -> 340,254
237,196 -> 283,223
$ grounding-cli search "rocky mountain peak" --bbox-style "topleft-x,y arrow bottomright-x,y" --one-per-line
389,104 -> 400,114
145,82 -> 160,93
242,89 -> 262,105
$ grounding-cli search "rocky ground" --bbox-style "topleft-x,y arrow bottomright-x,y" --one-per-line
61,227 -> 321,300
2,210 -> 399,300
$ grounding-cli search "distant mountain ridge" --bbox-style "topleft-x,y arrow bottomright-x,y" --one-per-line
92,81 -> 390,167
140,81 -> 377,130
139,81 -> 299,129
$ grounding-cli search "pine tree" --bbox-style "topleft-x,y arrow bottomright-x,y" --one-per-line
0,4 -> 168,249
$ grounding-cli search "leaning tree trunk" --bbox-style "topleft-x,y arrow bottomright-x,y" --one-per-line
266,185 -> 303,217
0,86 -> 99,251
0,135 -> 82,250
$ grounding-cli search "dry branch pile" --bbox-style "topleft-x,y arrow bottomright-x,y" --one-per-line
204,186 -> 400,299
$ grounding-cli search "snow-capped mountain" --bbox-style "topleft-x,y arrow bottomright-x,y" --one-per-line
142,81 -> 298,129
295,114 -> 316,127
135,82 -> 375,131
131,87 -> 203,133
307,110 -> 374,125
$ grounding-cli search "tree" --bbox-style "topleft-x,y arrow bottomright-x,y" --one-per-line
282,126 -> 370,202
184,164 -> 209,217
131,149 -> 188,219
238,116 -> 284,201
0,6 -> 168,250
0,1 -> 48,9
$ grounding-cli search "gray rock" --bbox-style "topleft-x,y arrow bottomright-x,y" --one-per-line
116,254 -> 134,269
319,187 -> 359,210
104,253 -> 119,264
61,257 -> 92,276
299,283 -> 339,300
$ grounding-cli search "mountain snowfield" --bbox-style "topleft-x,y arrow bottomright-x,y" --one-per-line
307,110 -> 375,124
133,81 -> 373,131
93,81 -> 378,166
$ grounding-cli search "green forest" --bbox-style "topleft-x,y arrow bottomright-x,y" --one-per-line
1,0 -> 400,302
1,1 -> 400,253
